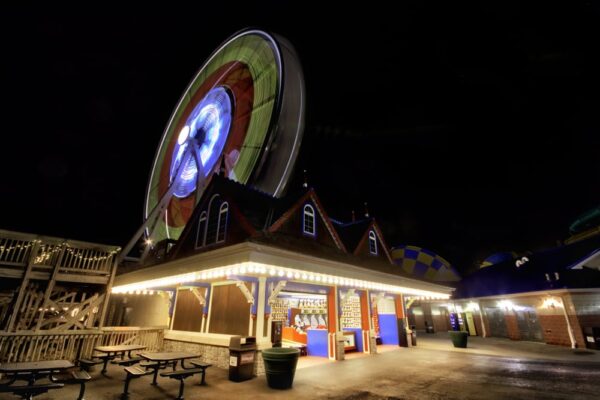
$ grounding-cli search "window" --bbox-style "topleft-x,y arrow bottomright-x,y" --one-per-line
303,204 -> 315,236
195,211 -> 207,248
217,202 -> 229,243
205,194 -> 221,246
368,230 -> 378,255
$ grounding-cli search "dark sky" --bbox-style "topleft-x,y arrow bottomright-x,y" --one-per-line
2,3 -> 600,274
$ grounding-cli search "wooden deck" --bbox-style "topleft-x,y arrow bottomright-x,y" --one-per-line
0,229 -> 120,332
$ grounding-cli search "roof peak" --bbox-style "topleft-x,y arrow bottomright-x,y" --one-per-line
329,217 -> 373,227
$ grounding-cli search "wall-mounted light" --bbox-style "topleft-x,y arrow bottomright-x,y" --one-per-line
541,297 -> 562,309
515,256 -> 529,268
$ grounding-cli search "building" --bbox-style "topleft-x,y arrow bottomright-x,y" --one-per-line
408,234 -> 600,349
109,175 -> 453,370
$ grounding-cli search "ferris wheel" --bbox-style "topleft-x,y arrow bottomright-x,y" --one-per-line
121,29 -> 305,261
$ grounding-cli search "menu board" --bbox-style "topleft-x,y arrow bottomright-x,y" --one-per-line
270,298 -> 289,322
341,295 -> 361,329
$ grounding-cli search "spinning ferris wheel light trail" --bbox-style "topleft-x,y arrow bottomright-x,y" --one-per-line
119,29 -> 305,263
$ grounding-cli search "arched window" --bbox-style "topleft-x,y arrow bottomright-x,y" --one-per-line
205,194 -> 221,245
196,211 -> 207,248
216,202 -> 229,243
369,230 -> 378,255
303,204 -> 316,236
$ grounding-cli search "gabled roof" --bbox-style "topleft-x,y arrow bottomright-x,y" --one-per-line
169,177 -> 350,258
248,231 -> 437,285
330,218 -> 372,251
454,234 -> 600,298
268,188 -> 347,252
168,175 -> 272,258
352,220 -> 394,264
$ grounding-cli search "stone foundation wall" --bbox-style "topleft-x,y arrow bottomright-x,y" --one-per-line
254,351 -> 265,376
164,339 -> 230,369
163,339 -> 266,376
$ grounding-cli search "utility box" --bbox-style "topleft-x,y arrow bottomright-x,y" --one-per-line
584,327 -> 600,350
229,336 -> 257,382
271,321 -> 283,347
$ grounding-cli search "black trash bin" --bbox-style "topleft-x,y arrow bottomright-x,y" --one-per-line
425,321 -> 435,334
583,327 -> 600,350
410,327 -> 417,346
229,336 -> 257,382
398,319 -> 408,347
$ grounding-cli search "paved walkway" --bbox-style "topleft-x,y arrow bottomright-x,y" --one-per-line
15,334 -> 600,400
415,331 -> 600,363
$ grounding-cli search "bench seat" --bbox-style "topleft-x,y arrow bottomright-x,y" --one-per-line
78,358 -> 103,371
160,368 -> 207,400
0,382 -> 64,399
120,366 -> 153,400
111,357 -> 143,366
50,370 -> 91,400
189,360 -> 212,385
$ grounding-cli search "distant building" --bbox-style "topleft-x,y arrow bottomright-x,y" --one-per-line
408,235 -> 600,349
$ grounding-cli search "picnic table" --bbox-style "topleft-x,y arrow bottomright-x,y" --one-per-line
138,352 -> 200,385
0,360 -> 73,399
93,344 -> 146,374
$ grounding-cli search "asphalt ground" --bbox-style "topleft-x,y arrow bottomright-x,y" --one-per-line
3,332 -> 599,400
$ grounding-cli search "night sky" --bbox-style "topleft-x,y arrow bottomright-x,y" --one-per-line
2,4 -> 600,274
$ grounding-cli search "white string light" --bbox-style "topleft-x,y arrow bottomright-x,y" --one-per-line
112,261 -> 451,299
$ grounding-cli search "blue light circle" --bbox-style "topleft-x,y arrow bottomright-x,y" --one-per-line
169,87 -> 232,198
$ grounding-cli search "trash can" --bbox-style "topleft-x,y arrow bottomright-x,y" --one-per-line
410,327 -> 417,346
262,347 -> 300,389
398,319 -> 408,347
229,336 -> 257,382
425,321 -> 435,334
449,331 -> 468,348
583,327 -> 600,350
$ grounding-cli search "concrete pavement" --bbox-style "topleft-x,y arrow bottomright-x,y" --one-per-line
11,333 -> 600,400
415,331 -> 600,363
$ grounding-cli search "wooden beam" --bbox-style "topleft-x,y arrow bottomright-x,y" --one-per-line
235,281 -> 254,304
34,243 -> 67,331
54,274 -> 109,284
7,240 -> 41,332
190,287 -> 206,306
267,281 -> 286,305
98,253 -> 119,328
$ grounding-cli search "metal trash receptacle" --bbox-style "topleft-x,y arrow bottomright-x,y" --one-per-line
584,327 -> 600,350
410,328 -> 417,346
229,336 -> 257,382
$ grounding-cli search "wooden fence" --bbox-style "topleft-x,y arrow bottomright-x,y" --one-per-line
0,327 -> 164,363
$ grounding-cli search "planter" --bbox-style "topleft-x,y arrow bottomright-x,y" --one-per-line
449,331 -> 468,348
262,347 -> 300,389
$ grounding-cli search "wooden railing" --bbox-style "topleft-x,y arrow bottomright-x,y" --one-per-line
0,327 -> 164,363
0,235 -> 34,266
0,230 -> 120,276
99,327 -> 164,352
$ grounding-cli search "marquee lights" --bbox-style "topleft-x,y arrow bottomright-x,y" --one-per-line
112,261 -> 451,299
